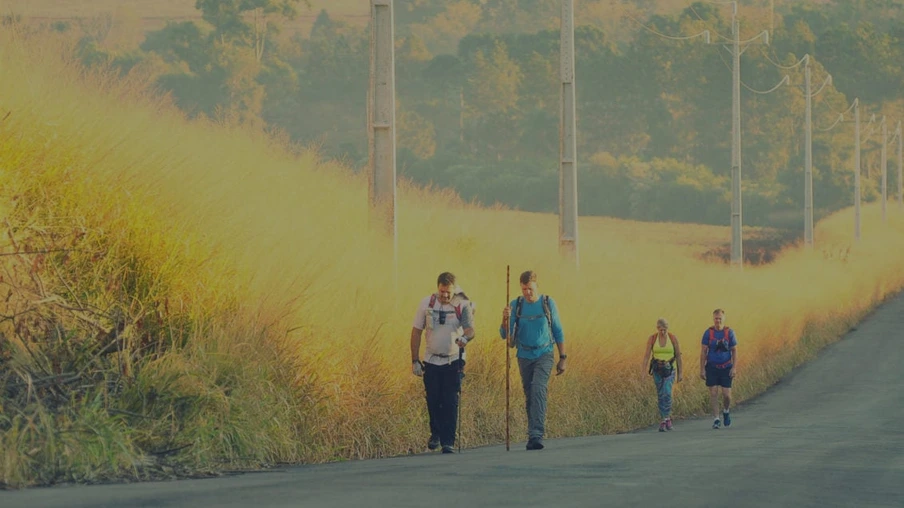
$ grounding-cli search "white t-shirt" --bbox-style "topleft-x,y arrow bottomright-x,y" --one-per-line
413,294 -> 474,365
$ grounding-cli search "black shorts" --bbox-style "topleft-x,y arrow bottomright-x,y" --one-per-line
705,363 -> 732,388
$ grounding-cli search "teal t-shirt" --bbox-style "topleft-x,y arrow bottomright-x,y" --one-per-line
499,296 -> 564,359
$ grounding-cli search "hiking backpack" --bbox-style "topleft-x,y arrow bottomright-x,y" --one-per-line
648,332 -> 678,376
512,295 -> 554,349
707,326 -> 733,368
426,291 -> 476,327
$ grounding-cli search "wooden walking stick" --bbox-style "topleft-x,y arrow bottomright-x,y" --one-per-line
505,265 -> 511,451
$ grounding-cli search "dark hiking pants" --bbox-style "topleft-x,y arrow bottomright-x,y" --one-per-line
423,360 -> 464,447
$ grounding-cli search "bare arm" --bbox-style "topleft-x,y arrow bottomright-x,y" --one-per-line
501,306 -> 516,348
730,346 -> 738,376
641,335 -> 655,375
555,338 -> 567,375
670,334 -> 683,379
459,304 -> 475,345
700,343 -> 708,379
410,327 -> 423,363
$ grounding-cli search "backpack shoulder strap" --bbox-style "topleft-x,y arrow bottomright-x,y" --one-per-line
512,297 -> 524,340
542,296 -> 552,329
542,296 -> 554,347
709,327 -> 731,346
454,304 -> 462,322
429,294 -> 437,309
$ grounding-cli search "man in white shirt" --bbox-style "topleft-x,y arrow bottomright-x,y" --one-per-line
410,272 -> 475,454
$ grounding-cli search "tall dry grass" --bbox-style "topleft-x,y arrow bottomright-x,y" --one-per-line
1,27 -> 904,487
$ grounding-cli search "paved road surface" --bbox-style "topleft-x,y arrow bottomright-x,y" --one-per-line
5,294 -> 904,508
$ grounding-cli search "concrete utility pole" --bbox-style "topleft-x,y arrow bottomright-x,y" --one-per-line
559,0 -> 579,266
730,10 -> 742,266
726,4 -> 768,266
368,0 -> 397,242
898,121 -> 903,207
798,57 -> 831,247
881,116 -> 888,222
804,58 -> 813,246
821,98 -> 866,241
854,98 -> 861,241
770,0 -> 775,35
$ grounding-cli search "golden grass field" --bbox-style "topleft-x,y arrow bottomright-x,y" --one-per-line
1,25 -> 904,487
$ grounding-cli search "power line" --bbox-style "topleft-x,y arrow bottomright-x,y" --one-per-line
761,51 -> 805,70
741,75 -> 789,94
688,3 -> 733,43
817,114 -> 843,132
809,74 -> 833,97
621,6 -> 711,42
817,98 -> 859,131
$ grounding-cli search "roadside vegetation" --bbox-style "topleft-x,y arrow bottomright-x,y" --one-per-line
2,17 -> 904,489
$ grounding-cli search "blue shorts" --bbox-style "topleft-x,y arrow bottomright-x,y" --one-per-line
705,363 -> 732,388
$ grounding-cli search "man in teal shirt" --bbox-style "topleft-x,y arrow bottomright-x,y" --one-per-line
500,270 -> 567,450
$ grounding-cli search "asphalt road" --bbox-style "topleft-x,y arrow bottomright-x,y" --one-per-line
5,293 -> 904,508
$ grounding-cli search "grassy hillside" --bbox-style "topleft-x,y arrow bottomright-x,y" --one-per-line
2,26 -> 904,488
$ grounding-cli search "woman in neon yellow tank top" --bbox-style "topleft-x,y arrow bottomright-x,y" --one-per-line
641,318 -> 684,431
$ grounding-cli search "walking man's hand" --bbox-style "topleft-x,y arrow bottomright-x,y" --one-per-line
556,357 -> 566,376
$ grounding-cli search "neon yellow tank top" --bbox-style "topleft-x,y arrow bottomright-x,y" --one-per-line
651,334 -> 675,361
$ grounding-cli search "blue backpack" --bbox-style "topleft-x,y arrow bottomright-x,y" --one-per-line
512,295 -> 553,350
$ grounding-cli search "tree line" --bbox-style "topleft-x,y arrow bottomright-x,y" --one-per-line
26,0 -> 904,228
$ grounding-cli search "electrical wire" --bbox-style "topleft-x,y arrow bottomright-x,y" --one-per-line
688,3 -> 733,43
741,76 -> 788,94
621,5 -> 710,42
809,75 -> 833,98
817,99 -> 858,132
817,114 -> 844,132
762,51 -> 806,70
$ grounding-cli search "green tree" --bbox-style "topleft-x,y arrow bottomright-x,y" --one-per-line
139,0 -> 306,128
195,0 -> 306,60
464,40 -> 524,158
